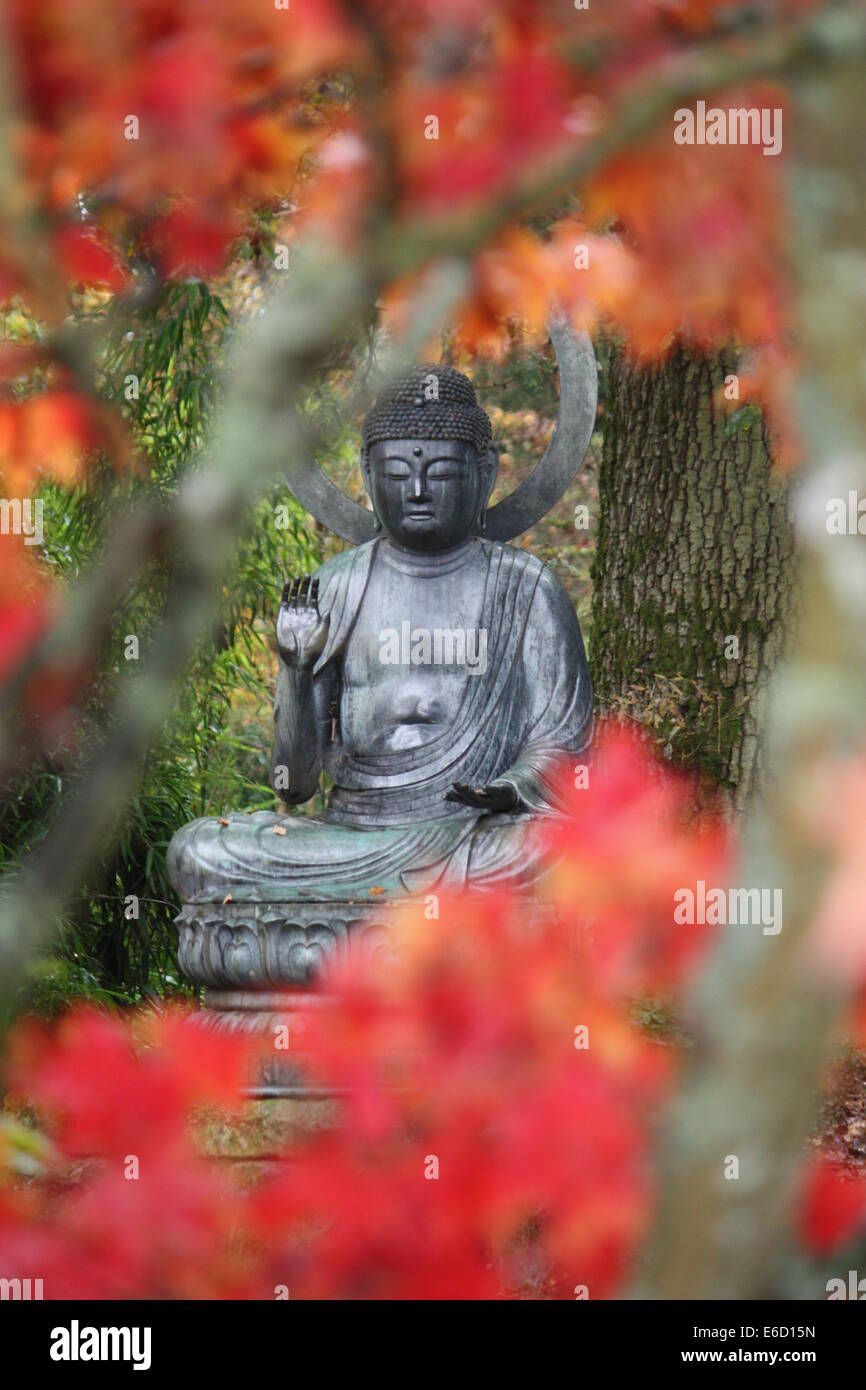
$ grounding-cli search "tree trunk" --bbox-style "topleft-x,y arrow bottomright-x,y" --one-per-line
641,38 -> 866,1300
590,345 -> 797,809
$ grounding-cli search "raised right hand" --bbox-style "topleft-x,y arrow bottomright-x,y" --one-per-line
276,576 -> 330,669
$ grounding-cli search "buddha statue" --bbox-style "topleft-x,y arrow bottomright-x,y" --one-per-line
167,319 -> 597,1049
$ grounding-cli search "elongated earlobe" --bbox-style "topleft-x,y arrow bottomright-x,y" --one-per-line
476,444 -> 497,534
361,451 -> 381,531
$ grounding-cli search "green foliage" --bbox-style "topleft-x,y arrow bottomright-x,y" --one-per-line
100,279 -> 230,480
470,341 -> 561,415
3,277 -> 320,1010
722,402 -> 764,438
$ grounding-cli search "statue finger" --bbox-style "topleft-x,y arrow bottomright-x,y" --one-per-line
451,783 -> 482,806
464,785 -> 488,802
289,578 -> 300,609
311,577 -> 320,609
281,581 -> 291,606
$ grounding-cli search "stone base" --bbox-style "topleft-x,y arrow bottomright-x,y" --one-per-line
197,988 -> 339,1097
176,899 -> 400,1098
176,900 -> 398,992
195,1096 -> 341,1181
177,895 -> 570,1098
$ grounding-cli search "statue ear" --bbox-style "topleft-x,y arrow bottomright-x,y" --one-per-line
361,451 -> 382,532
481,445 -> 498,509
476,445 -> 498,535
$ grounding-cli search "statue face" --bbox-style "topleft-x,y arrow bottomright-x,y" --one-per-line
365,439 -> 491,552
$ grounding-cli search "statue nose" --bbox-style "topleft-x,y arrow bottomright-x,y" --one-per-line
411,473 -> 432,500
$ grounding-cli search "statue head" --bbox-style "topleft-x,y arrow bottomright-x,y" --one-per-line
361,364 -> 498,553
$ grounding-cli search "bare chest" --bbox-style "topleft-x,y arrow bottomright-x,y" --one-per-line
338,560 -> 487,753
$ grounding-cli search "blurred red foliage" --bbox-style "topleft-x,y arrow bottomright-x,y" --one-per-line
797,1155 -> 866,1257
0,728 -> 845,1301
1,0 -> 861,1301
0,0 -> 821,704
3,728 -> 860,1300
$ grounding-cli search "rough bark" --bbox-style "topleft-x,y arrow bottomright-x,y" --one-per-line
591,346 -> 797,808
640,29 -> 866,1299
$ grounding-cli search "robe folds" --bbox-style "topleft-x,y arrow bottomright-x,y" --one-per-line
167,539 -> 592,903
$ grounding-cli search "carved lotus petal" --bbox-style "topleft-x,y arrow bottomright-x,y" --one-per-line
215,922 -> 261,986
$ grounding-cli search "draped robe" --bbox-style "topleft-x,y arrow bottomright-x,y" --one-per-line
167,538 -> 592,904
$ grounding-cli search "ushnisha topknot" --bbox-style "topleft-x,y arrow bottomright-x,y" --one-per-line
362,363 -> 493,457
